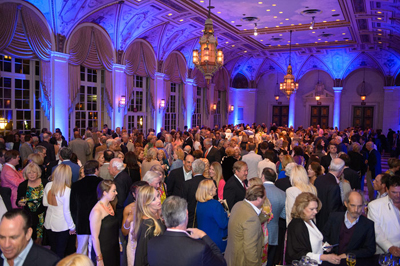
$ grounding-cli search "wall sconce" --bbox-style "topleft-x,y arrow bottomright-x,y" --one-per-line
212,103 -> 217,110
275,95 -> 279,101
315,95 -> 321,101
361,95 -> 366,102
159,99 -> 165,113
118,95 -> 126,113
229,105 -> 234,113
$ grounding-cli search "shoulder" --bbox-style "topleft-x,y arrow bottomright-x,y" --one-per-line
358,215 -> 374,227
288,218 -> 306,230
368,196 -> 386,208
27,243 -> 60,263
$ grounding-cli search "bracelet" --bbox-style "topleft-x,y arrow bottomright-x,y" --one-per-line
96,255 -> 103,262
123,223 -> 131,230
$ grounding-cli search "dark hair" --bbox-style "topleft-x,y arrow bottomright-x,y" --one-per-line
84,160 -> 100,175
124,151 -> 140,171
59,147 -> 73,160
24,134 -> 32,142
309,162 -> 323,176
339,153 -> 351,166
262,167 -> 277,183
70,153 -> 78,164
259,142 -> 268,150
97,180 -> 117,211
386,175 -> 400,189
4,150 -> 19,163
263,150 -> 275,161
293,146 -> 304,157
278,149 -> 288,156
104,150 -> 115,162
192,150 -> 203,159
1,209 -> 32,234
130,181 -> 149,200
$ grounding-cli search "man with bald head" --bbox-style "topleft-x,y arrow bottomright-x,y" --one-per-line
315,158 -> 344,230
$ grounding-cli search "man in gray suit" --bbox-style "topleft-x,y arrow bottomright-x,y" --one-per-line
19,134 -> 33,164
261,167 -> 286,266
68,131 -> 91,165
99,150 -> 114,180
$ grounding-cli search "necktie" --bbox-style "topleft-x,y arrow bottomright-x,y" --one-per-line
205,149 -> 209,158
242,180 -> 247,190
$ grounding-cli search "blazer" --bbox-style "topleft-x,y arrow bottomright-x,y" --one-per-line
52,160 -> 80,183
263,182 -> 286,246
19,142 -> 33,164
367,196 -> 400,254
205,147 -> 222,165
367,149 -> 381,178
343,167 -> 361,190
70,175 -> 102,235
166,167 -> 190,197
285,218 -> 314,264
1,164 -> 24,208
114,170 -> 133,224
221,156 -> 237,182
314,173 -> 342,230
183,137 -> 193,150
275,176 -> 291,192
0,187 -> 12,211
68,138 -> 91,165
223,176 -> 246,211
148,230 -> 226,266
0,241 -> 60,266
38,141 -> 56,164
225,200 -> 263,266
95,143 -> 107,154
322,212 -> 375,258
182,175 -> 207,227
99,163 -> 113,180
320,154 -> 333,174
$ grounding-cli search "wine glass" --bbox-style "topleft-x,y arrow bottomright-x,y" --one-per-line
379,254 -> 391,266
292,260 -> 299,266
347,253 -> 356,266
301,256 -> 310,264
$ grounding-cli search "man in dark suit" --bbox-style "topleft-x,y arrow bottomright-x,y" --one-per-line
182,159 -> 207,227
275,162 -> 297,192
148,196 -> 226,266
322,191 -> 376,258
0,209 -> 59,266
315,158 -> 344,230
70,160 -> 102,254
166,155 -> 194,197
182,131 -> 193,150
0,187 -> 12,216
340,154 -> 361,190
38,133 -> 56,165
320,142 -> 338,173
204,138 -> 221,165
109,158 -> 133,224
52,147 -> 81,183
223,161 -> 248,211
50,131 -> 68,148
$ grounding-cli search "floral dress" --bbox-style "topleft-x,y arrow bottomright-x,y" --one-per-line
26,183 -> 45,239
261,203 -> 274,264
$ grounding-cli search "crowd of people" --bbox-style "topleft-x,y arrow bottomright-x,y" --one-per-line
0,123 -> 399,266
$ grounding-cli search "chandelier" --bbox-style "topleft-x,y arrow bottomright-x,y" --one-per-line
360,67 -> 367,102
192,0 -> 224,84
280,30 -> 298,99
315,70 -> 325,101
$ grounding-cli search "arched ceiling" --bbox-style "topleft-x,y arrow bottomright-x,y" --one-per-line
17,0 -> 400,81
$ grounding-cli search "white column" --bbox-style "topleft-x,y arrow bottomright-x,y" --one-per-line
185,78 -> 194,128
112,64 -> 126,129
383,86 -> 400,133
154,72 -> 166,133
333,87 -> 343,130
288,91 -> 296,128
50,52 -> 70,141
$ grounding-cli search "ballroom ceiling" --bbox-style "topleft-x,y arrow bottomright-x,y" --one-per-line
17,0 -> 400,67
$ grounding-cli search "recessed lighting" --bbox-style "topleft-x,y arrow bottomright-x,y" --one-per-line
285,18 -> 289,20
325,41 -> 328,43
200,0 -> 204,2
288,40 -> 290,42
244,50 -> 247,53
377,11 -> 382,14
377,17 -> 382,20
331,9 -> 336,11
378,33 -> 382,35
279,34 -> 282,36
231,21 -> 235,23
291,24 -> 294,26
168,13 -> 172,16
276,25 -> 279,27
273,16 -> 278,18
279,11 -> 283,14
232,45 -> 235,47
272,4 -> 276,6
244,29 -> 247,30
260,40 -> 263,41
298,23 -> 302,25
312,31 -> 315,33
266,9 -> 271,11
336,19 -> 340,21
278,44 -> 281,46
217,11 -> 221,14
378,41 -> 382,44
180,19 -> 183,22
296,43 -> 299,45
225,41 -> 229,44
269,45 -> 272,47
315,42 -> 318,43
264,26 -> 268,28
346,39 -> 349,41
287,44 -> 289,46
323,21 -> 327,22
318,39 -> 321,40
280,22 -> 283,24
335,40 -> 338,42
342,33 -> 346,35
258,2 -> 263,4
378,29 -> 382,31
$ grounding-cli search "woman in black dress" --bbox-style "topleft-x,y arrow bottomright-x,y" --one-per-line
90,180 -> 119,266
124,151 -> 141,184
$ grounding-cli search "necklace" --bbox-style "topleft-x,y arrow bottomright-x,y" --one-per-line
99,201 -> 115,216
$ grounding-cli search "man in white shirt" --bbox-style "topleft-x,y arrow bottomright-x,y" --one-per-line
258,150 -> 277,178
166,155 -> 194,197
242,143 -> 262,180
368,175 -> 400,256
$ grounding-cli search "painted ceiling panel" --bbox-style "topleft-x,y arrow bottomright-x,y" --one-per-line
82,5 -> 118,43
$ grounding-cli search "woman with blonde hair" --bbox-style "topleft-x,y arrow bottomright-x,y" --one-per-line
169,148 -> 184,171
133,185 -> 166,265
193,133 -> 202,151
195,179 -> 229,252
90,180 -> 119,266
95,151 -> 105,167
27,153 -> 46,179
43,164 -> 76,258
209,162 -> 226,200
285,165 -> 317,226
17,162 -> 48,244
57,254 -> 94,266
141,148 -> 161,178
278,154 -> 295,179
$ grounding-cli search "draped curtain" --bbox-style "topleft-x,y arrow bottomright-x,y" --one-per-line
163,53 -> 187,84
68,26 -> 114,107
0,3 -> 52,118
124,41 -> 156,104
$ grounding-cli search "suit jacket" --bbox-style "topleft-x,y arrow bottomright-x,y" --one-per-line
367,149 -> 381,178
166,167 -> 190,197
205,147 -> 222,165
221,156 -> 237,182
52,160 -> 81,183
0,187 -> 12,211
368,196 -> 400,254
70,175 -> 102,235
183,137 -> 193,150
0,241 -> 59,266
275,176 -> 291,192
320,154 -> 333,173
182,175 -> 206,227
38,141 -> 56,164
263,182 -> 286,246
348,151 -> 367,176
223,176 -> 246,211
114,170 -> 133,224
99,163 -> 113,180
314,173 -> 342,230
95,143 -> 107,154
343,167 -> 361,190
0,164 -> 24,208
225,200 -> 263,266
19,142 -> 33,164
148,231 -> 226,266
68,138 -> 91,165
322,212 -> 375,258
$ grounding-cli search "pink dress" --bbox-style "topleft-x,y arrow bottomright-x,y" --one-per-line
217,179 -> 226,200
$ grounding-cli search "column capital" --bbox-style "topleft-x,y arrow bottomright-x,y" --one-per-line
383,86 -> 400,92
155,72 -> 166,80
50,51 -> 69,62
186,78 -> 195,86
333,87 -> 343,92
112,63 -> 125,72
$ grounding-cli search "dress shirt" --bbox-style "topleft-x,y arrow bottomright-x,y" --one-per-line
244,199 -> 261,215
0,196 -> 7,220
183,168 -> 192,181
234,174 -> 245,188
304,221 -> 324,264
344,211 -> 359,229
1,239 -> 33,266
4,163 -> 16,171
205,146 -> 212,157
376,191 -> 388,199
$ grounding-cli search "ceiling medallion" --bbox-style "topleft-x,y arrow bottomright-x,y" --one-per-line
301,9 -> 323,16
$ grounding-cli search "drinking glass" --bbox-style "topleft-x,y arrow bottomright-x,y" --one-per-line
310,259 -> 318,266
347,253 -> 356,266
379,254 -> 391,266
292,260 -> 299,266
301,256 -> 310,264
